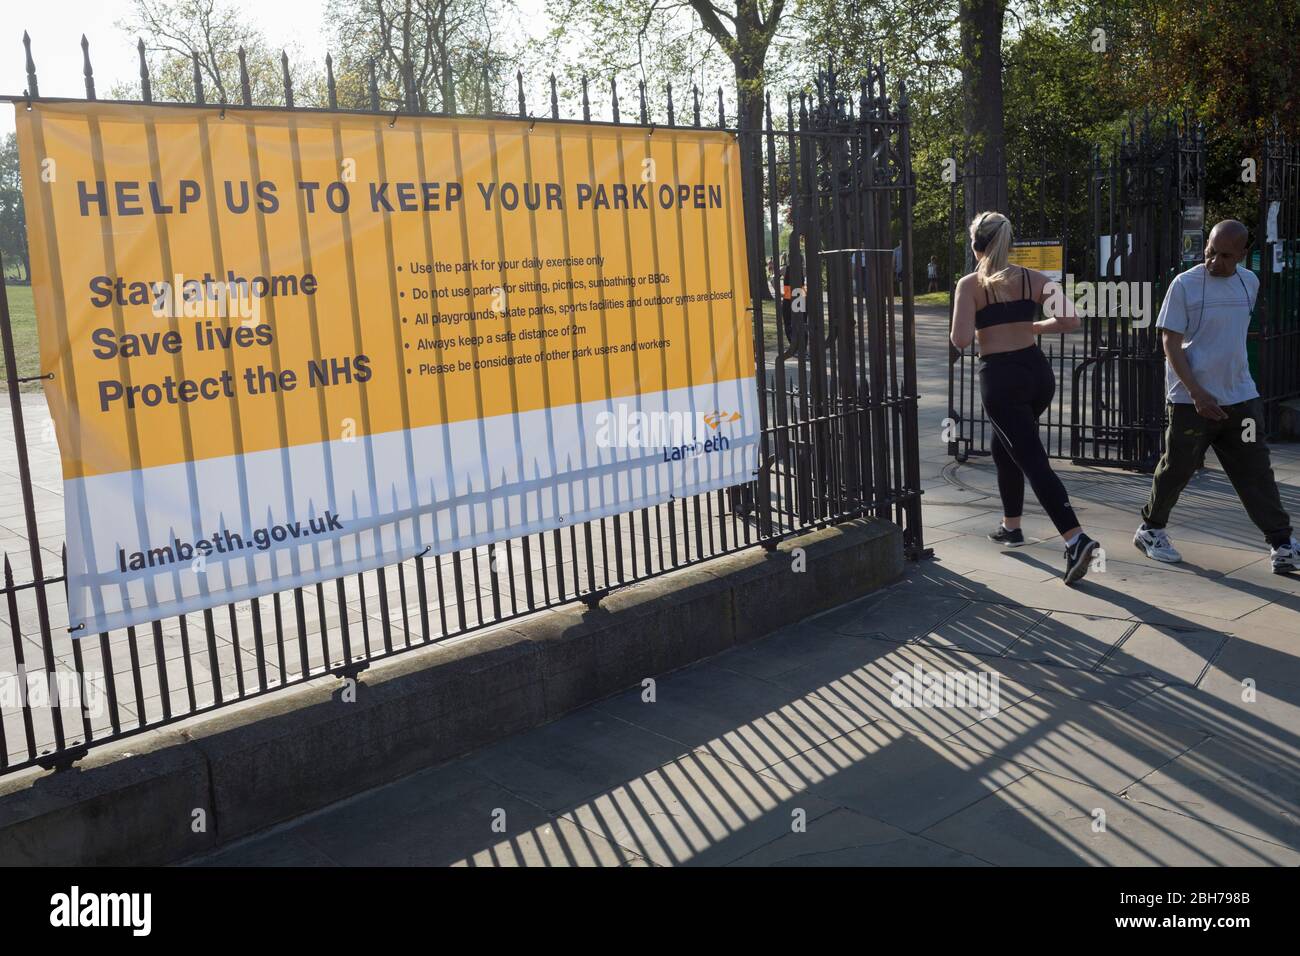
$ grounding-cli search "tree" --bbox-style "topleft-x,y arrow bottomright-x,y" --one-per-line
683,2 -> 784,134
0,134 -> 29,284
111,0 -> 316,105
325,0 -> 519,114
959,0 -> 1007,215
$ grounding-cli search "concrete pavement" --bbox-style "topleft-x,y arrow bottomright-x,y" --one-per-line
190,308 -> 1300,866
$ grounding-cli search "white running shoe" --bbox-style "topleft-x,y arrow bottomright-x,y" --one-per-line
1271,538 -> 1299,575
1133,525 -> 1182,563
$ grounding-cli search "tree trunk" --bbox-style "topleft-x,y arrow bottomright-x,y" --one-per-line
960,0 -> 1008,222
733,25 -> 773,299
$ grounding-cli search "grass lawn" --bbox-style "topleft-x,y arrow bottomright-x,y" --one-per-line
0,282 -> 41,392
914,290 -> 950,308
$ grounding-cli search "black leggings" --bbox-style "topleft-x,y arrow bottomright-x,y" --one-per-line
979,345 -> 1080,535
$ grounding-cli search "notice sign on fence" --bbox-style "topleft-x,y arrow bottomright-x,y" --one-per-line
16,101 -> 758,634
1007,240 -> 1064,282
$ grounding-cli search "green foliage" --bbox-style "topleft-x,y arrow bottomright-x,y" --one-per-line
0,135 -> 27,285
109,0 -> 317,105
325,0 -> 519,114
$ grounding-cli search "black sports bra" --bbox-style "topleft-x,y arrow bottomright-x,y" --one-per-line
974,267 -> 1038,330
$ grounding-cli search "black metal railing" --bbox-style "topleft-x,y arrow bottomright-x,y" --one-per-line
0,36 -> 923,776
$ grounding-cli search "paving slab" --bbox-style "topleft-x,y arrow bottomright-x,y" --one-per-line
461,709 -> 690,814
812,587 -> 970,642
711,623 -> 888,683
913,601 -> 1048,654
965,656 -> 1163,709
1120,669 -> 1300,760
593,662 -> 871,773
189,832 -> 339,867
920,774 -> 1300,866
949,690 -> 1208,793
728,807 -> 990,867
1124,736 -> 1300,849
757,721 -> 1031,833
559,749 -> 841,867
926,533 -> 1061,583
1232,599 -> 1300,634
192,757 -> 646,866
1210,624 -> 1300,688
758,642 -> 1036,739
1098,623 -> 1228,685
1002,611 -> 1135,668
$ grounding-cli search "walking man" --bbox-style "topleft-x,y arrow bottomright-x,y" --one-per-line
1133,219 -> 1298,573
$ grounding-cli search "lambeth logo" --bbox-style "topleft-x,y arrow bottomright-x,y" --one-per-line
703,410 -> 741,430
662,410 -> 741,462
49,886 -> 152,936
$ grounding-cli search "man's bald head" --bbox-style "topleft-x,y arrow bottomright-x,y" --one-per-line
1205,220 -> 1249,276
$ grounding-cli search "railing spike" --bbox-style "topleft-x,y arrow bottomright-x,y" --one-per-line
639,80 -> 647,125
237,46 -> 251,105
23,31 -> 39,98
137,38 -> 152,104
692,84 -> 700,126
666,82 -> 675,126
326,53 -> 337,109
281,50 -> 294,108
517,69 -> 526,118
581,74 -> 590,121
717,86 -> 725,128
81,35 -> 95,101
611,75 -> 620,123
368,58 -> 379,112
549,73 -> 559,119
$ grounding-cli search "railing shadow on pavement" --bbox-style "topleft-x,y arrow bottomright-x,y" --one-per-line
191,552 -> 1300,867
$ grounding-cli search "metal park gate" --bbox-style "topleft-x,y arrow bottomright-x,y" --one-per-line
947,116 -> 1207,472
1255,128 -> 1300,433
760,67 -> 924,556
0,38 -> 922,776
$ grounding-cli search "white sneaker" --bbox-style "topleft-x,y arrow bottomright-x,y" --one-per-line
1271,538 -> 1299,575
1133,525 -> 1182,563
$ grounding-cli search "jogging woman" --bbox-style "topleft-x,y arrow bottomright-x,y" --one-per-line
950,211 -> 1101,584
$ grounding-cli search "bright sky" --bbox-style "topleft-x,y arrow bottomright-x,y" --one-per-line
0,0 -> 550,137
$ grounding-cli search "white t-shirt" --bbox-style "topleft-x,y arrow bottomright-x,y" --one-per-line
1155,263 -> 1259,405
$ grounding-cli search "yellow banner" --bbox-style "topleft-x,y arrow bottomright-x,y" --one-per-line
18,101 -> 751,479
16,101 -> 758,633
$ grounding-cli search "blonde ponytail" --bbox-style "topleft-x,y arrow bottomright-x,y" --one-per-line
969,211 -> 1013,290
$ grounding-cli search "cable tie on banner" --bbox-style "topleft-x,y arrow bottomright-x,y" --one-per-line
528,118 -> 536,132
68,622 -> 86,634
416,545 -> 431,559
219,107 -> 226,120
648,124 -> 656,137
389,109 -> 400,128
